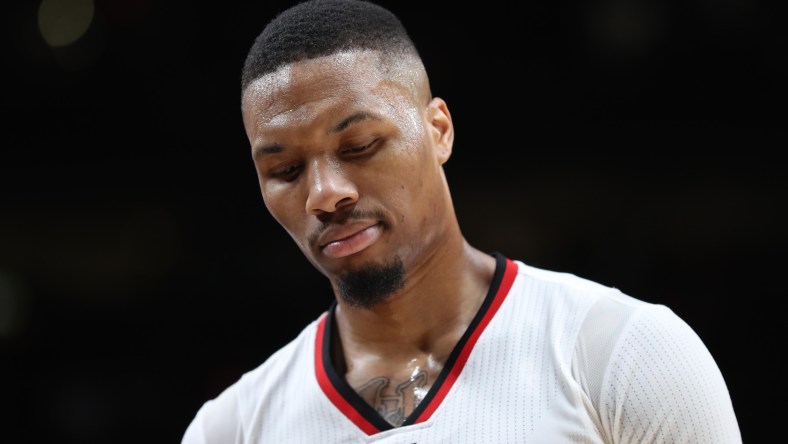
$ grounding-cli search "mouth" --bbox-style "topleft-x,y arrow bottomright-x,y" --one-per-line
319,222 -> 383,259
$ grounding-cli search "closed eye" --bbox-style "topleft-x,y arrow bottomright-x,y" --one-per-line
271,163 -> 302,181
341,139 -> 377,156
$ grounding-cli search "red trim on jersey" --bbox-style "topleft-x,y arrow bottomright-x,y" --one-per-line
314,312 -> 381,435
414,257 -> 519,423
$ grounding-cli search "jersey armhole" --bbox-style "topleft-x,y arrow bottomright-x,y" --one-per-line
573,291 -> 641,410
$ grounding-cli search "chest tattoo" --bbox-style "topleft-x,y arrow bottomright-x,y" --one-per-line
354,369 -> 429,426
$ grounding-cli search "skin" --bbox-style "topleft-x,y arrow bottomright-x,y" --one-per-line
241,49 -> 496,425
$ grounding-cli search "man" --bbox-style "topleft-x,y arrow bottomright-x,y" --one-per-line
182,0 -> 742,442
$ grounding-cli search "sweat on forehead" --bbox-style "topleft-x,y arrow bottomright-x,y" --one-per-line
242,49 -> 427,108
241,50 -> 426,142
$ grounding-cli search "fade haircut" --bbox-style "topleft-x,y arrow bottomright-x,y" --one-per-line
240,0 -> 422,93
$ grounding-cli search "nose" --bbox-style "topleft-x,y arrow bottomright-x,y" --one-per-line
304,157 -> 358,215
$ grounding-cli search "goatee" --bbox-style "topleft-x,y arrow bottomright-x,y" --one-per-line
337,257 -> 405,309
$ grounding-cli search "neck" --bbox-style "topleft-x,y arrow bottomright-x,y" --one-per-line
333,233 -> 497,359
330,225 -> 497,426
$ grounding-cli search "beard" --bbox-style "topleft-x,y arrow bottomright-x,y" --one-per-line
336,256 -> 405,309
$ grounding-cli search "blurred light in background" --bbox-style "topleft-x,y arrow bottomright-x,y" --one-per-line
38,0 -> 95,47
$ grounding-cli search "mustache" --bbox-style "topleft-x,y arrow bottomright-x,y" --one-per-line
308,208 -> 388,247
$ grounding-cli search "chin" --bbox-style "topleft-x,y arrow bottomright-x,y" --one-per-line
333,254 -> 405,310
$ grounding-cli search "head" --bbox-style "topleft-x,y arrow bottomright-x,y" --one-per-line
241,0 -> 458,309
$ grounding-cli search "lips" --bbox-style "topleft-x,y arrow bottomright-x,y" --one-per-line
318,222 -> 383,258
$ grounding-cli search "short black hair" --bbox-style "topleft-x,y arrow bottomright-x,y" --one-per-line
241,0 -> 420,93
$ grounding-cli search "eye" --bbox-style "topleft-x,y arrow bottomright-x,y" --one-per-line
341,139 -> 377,156
271,163 -> 302,182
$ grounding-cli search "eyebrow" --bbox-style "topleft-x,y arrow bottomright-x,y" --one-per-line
252,144 -> 284,159
252,112 -> 380,159
331,111 -> 379,133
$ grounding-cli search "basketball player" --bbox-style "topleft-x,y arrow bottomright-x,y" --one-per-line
182,0 -> 742,442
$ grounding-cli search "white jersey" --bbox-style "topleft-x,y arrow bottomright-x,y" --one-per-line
182,253 -> 741,443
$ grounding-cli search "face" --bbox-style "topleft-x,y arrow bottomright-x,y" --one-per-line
242,50 -> 454,296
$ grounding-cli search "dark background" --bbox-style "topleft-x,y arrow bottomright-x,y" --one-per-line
2,0 -> 785,442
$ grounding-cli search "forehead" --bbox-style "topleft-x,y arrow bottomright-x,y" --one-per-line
242,50 -> 410,136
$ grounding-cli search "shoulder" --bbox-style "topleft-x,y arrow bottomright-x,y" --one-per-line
509,259 -> 740,442
510,259 -> 686,337
594,301 -> 741,442
181,316 -> 323,444
509,259 -> 635,323
513,260 -> 628,302
530,266 -> 746,443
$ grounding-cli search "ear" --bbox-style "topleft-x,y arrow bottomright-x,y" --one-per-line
427,97 -> 454,165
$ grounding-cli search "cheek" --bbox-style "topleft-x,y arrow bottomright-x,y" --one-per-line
387,147 -> 434,195
262,185 -> 304,235
265,199 -> 314,256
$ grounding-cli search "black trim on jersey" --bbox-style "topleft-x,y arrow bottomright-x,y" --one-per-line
320,252 -> 509,432
323,300 -> 394,431
401,251 -> 507,426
